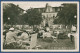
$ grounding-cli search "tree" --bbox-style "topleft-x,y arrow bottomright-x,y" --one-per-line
3,3 -> 24,25
23,8 -> 42,26
54,4 -> 77,26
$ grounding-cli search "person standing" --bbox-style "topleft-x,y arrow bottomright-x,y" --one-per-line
70,25 -> 77,42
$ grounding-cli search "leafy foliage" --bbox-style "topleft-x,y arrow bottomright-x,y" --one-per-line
23,8 -> 42,26
3,3 -> 42,26
54,4 -> 77,25
3,3 -> 24,25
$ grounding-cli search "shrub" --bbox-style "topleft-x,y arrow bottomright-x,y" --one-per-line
58,33 -> 69,39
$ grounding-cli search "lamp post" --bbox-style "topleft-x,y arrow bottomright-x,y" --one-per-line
74,15 -> 77,19
8,17 -> 10,24
8,17 -> 10,20
74,15 -> 77,49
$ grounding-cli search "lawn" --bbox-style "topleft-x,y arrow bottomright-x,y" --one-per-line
37,38 -> 75,50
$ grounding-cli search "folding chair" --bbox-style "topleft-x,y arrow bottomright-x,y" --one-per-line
25,33 -> 37,49
30,33 -> 37,49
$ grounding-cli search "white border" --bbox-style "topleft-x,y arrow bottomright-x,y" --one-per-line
1,1 -> 79,52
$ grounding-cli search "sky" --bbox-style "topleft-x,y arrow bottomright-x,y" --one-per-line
12,2 -> 63,10
2,1 -> 78,10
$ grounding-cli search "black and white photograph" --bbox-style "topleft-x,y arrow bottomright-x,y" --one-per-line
1,1 -> 79,52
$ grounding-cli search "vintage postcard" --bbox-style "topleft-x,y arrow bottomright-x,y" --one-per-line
1,1 -> 79,52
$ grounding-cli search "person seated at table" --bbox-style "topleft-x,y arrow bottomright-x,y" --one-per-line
6,27 -> 17,44
5,27 -> 18,49
17,30 -> 30,48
